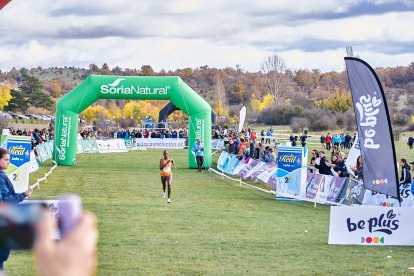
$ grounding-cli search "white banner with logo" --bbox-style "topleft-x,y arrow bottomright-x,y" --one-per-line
3,135 -> 32,193
29,150 -> 39,173
329,206 -> 414,246
135,138 -> 186,149
96,139 -> 128,153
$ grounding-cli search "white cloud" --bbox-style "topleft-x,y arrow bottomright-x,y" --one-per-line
0,0 -> 413,73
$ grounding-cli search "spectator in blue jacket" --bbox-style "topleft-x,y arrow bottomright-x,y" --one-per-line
261,146 -> 271,163
265,130 -> 272,144
192,138 -> 205,172
332,134 -> 341,148
116,128 -> 123,138
171,130 -> 178,138
340,133 -> 346,149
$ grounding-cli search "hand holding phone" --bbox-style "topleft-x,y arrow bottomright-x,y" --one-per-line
0,195 -> 97,275
35,206 -> 97,276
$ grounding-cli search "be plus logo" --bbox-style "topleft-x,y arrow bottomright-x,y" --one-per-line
372,178 -> 388,185
346,209 -> 399,235
361,236 -> 385,244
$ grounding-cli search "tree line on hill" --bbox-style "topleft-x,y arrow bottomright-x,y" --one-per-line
0,55 -> 413,132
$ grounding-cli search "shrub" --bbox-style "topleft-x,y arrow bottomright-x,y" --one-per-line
392,113 -> 409,130
341,110 -> 357,131
257,105 -> 304,125
0,117 -> 9,132
336,116 -> 344,129
308,116 -> 333,131
118,118 -> 136,128
407,123 -> 414,132
291,117 -> 309,133
301,108 -> 337,131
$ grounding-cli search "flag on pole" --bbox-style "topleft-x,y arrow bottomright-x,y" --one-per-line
238,106 -> 246,133
344,57 -> 399,199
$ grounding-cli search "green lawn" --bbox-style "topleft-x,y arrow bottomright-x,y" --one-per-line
5,147 -> 414,275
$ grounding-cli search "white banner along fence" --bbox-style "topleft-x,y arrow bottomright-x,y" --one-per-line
31,137 -> 404,208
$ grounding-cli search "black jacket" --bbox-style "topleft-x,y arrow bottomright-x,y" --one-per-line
334,160 -> 349,177
400,166 -> 411,184
314,157 -> 332,175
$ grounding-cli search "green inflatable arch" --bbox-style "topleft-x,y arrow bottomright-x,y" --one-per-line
53,75 -> 212,168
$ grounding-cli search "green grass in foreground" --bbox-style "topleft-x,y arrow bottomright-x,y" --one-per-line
5,149 -> 414,275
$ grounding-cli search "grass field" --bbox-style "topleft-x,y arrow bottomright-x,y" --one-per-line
5,143 -> 414,275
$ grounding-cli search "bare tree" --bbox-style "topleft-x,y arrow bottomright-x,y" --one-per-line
215,71 -> 227,117
261,54 -> 290,105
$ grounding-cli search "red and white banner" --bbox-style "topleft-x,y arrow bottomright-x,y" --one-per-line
96,139 -> 128,153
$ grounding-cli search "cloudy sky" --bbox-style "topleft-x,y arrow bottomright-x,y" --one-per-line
0,0 -> 413,73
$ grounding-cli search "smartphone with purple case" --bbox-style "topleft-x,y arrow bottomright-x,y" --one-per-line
57,195 -> 82,238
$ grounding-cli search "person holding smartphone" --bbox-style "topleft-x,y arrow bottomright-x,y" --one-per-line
192,138 -> 205,172
0,148 -> 33,270
0,202 -> 98,276
34,209 -> 98,276
160,150 -> 175,204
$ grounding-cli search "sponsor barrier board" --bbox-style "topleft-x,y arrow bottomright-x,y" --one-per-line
329,206 -> 414,245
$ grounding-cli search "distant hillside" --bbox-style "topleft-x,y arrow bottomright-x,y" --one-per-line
1,62 -> 413,130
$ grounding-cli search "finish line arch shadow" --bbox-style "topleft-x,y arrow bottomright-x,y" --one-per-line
158,101 -> 217,126
53,75 -> 211,168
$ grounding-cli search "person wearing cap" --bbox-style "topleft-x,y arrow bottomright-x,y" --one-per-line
192,138 -> 204,172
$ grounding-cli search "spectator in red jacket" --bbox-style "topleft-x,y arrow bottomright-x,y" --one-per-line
325,133 -> 332,151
